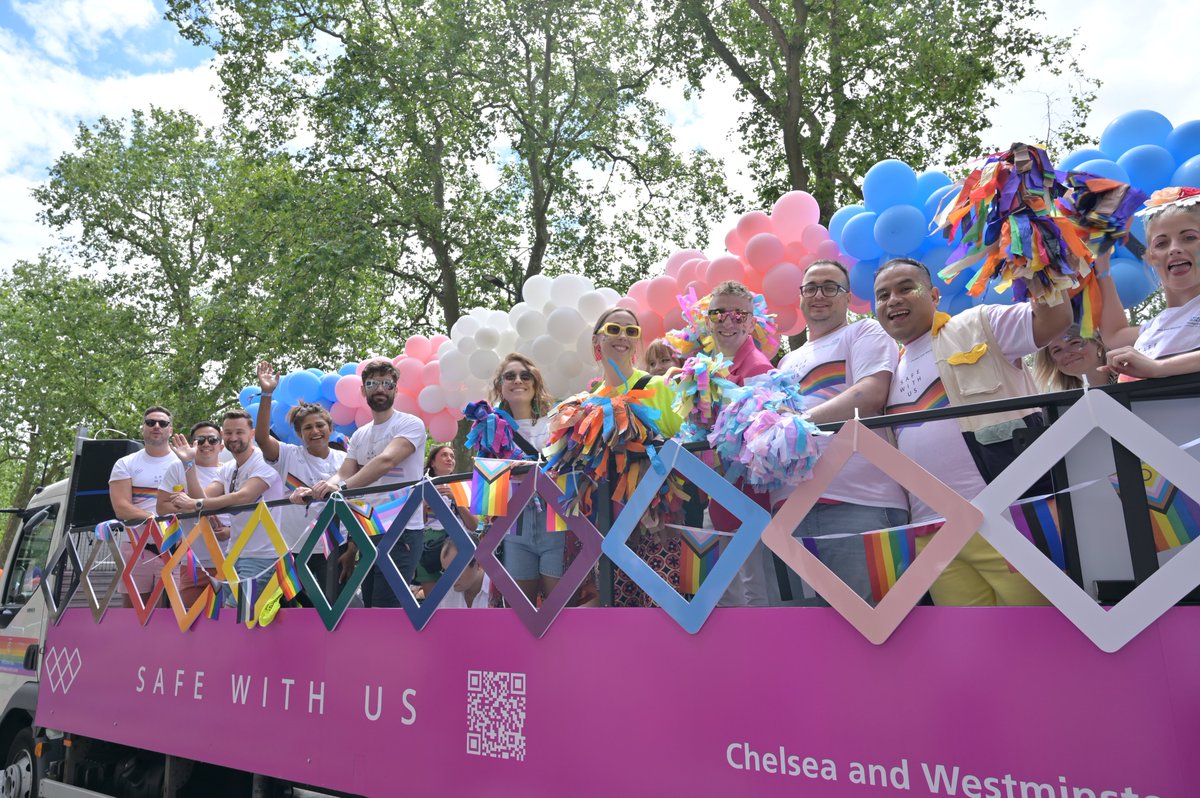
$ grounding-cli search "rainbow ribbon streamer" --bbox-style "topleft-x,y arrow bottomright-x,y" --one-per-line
546,473 -> 571,532
861,526 -> 919,604
1009,497 -> 1066,570
471,459 -> 517,517
275,553 -> 301,601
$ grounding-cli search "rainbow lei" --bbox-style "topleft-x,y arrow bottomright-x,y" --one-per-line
669,351 -> 737,443
707,370 -> 825,492
666,289 -> 780,360
463,401 -> 526,460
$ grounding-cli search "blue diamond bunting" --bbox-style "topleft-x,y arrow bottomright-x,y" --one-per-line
295,496 -> 378,632
601,440 -> 771,633
373,481 -> 476,631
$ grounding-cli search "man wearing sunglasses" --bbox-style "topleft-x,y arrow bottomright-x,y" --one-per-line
308,359 -> 427,608
109,406 -> 177,605
772,260 -> 907,606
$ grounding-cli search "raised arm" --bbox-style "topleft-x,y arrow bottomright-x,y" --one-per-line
255,361 -> 281,463
1095,253 -> 1141,349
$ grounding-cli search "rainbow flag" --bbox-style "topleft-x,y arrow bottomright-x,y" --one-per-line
546,473 -> 570,532
204,587 -> 221,620
348,501 -> 387,538
275,553 -> 301,601
285,472 -> 308,491
371,488 -> 413,532
131,485 -> 158,505
237,578 -> 257,625
447,480 -> 470,508
470,459 -> 517,517
1010,497 -> 1066,570
797,359 -> 847,401
863,526 -> 919,603
1112,464 -> 1200,552
678,527 -> 722,595
160,516 -> 183,551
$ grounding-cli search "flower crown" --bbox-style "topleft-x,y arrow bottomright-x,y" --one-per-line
1136,186 -> 1200,219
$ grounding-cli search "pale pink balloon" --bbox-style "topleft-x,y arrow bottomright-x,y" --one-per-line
640,312 -> 666,342
676,258 -> 703,287
771,191 -> 820,241
744,233 -> 786,273
797,253 -> 819,270
665,248 -> 704,277
684,280 -> 710,299
616,296 -> 641,312
742,268 -> 764,293
628,279 -> 651,306
736,211 -> 773,242
784,311 -> 807,336
422,361 -> 441,386
645,275 -> 679,313
707,255 -> 746,286
396,356 -> 424,389
354,405 -> 374,426
725,228 -> 745,257
430,334 -> 450,351
334,375 -> 364,408
773,307 -> 798,334
405,335 -> 433,362
394,392 -> 421,416
800,224 -> 830,251
663,306 -> 685,332
815,239 -> 842,260
762,262 -> 804,306
784,241 -> 808,263
356,358 -> 371,376
428,411 -> 460,443
329,402 -> 356,425
849,296 -> 873,315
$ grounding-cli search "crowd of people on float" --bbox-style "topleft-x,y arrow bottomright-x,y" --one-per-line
106,188 -> 1200,611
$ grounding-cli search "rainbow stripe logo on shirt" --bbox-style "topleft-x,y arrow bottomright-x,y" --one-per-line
285,472 -> 308,491
798,360 -> 847,400
132,486 -> 158,505
885,379 -> 949,416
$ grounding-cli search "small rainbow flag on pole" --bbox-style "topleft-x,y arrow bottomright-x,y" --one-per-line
160,516 -> 183,551
447,480 -> 470,508
1010,497 -> 1066,570
470,459 -> 517,517
370,489 -> 413,532
204,586 -> 221,620
863,526 -> 919,603
1113,464 -> 1200,552
275,553 -> 301,601
348,500 -> 387,538
677,527 -> 722,595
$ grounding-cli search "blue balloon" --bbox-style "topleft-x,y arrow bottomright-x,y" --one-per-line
335,422 -> 356,437
873,205 -> 927,255
914,170 -> 952,203
318,398 -> 334,411
306,367 -> 325,378
1170,153 -> 1200,188
1099,110 -> 1173,158
320,373 -> 341,402
245,402 -> 260,422
946,292 -> 976,315
828,204 -> 866,243
848,258 -> 878,301
981,279 -> 1014,305
1128,214 -> 1147,249
338,362 -> 357,376
923,184 -> 957,223
1110,258 -> 1159,308
290,370 -> 322,403
270,401 -> 292,436
238,385 -> 259,409
1059,148 -> 1109,172
1118,144 -> 1177,193
1165,120 -> 1200,165
1074,158 -> 1130,185
274,373 -> 296,406
863,160 -> 918,211
927,248 -> 961,283
841,212 -> 883,260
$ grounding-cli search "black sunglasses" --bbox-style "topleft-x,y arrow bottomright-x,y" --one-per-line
502,370 -> 534,383
193,435 -> 220,445
144,419 -> 171,428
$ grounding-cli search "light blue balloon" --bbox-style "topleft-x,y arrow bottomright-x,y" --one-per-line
306,367 -> 325,378
1059,148 -> 1109,172
1099,110 -> 1173,158
270,401 -> 291,436
335,423 -> 356,437
873,205 -> 927,255
982,279 -> 1014,305
923,184 -> 957,223
274,373 -> 296,406
1128,214 -> 1147,250
1110,258 -> 1159,308
245,402 -> 260,421
1165,120 -> 1200,165
1170,153 -> 1200,188
863,159 -> 918,211
290,370 -> 322,403
320,373 -> 341,403
946,292 -> 976,315
238,384 -> 257,409
338,362 -> 357,377
828,204 -> 866,243
1075,158 -> 1130,185
848,258 -> 878,301
914,170 -> 952,203
1118,145 -> 1177,193
318,398 -> 334,411
841,211 -> 883,261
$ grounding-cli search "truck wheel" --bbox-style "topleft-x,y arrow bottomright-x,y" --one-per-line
1,728 -> 36,798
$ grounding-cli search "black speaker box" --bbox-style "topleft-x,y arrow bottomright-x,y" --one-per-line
65,438 -> 142,529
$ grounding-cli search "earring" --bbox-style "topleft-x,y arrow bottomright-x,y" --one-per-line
593,344 -> 602,361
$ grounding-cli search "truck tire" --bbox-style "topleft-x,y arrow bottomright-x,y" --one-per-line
1,727 -> 36,798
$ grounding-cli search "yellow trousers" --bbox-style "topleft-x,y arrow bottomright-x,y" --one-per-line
916,532 -> 1051,607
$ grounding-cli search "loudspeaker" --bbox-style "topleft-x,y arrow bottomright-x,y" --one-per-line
66,438 -> 142,530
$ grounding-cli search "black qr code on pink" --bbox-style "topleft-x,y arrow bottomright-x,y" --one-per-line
466,670 -> 527,761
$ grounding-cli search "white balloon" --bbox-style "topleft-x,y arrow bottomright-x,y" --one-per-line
468,348 -> 501,381
554,350 -> 584,379
418,385 -> 446,414
516,337 -> 536,358
546,306 -> 585,340
597,286 -> 620,303
515,309 -> 547,340
544,370 -> 571,399
576,290 -> 607,324
457,335 -> 479,355
487,310 -> 509,331
575,327 -> 595,355
470,307 -> 490,321
498,329 -> 519,355
450,315 -> 480,340
439,348 -> 469,382
437,340 -> 456,358
523,274 -> 553,309
508,301 -> 531,324
550,274 -> 587,309
474,325 -> 500,351
530,334 -> 562,366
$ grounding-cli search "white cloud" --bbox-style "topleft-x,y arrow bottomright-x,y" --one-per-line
12,0 -> 159,63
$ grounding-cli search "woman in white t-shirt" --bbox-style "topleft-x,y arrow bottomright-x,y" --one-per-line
415,445 -> 478,599
1099,187 -> 1200,380
488,353 -> 558,605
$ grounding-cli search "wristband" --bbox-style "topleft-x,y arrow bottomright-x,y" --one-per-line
183,460 -> 194,471
261,392 -> 273,398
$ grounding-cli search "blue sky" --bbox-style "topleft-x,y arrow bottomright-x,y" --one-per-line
2,0 -> 1199,271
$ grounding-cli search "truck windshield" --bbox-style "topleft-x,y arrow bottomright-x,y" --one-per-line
4,506 -> 57,606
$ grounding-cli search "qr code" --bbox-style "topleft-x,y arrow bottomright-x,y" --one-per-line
466,670 -> 527,761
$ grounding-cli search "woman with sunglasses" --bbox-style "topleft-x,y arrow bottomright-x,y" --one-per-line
487,354 -> 560,604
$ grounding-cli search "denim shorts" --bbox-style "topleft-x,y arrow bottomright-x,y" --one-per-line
503,500 -> 565,580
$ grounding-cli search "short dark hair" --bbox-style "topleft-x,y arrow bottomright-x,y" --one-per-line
222,409 -> 254,427
806,259 -> 850,285
875,257 -> 933,286
361,359 -> 399,381
189,421 -> 219,437
287,401 -> 332,433
143,406 -> 172,421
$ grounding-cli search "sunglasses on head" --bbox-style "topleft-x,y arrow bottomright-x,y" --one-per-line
502,370 -> 534,383
800,283 -> 849,298
706,308 -> 751,324
144,419 -> 171,428
598,322 -> 641,339
363,379 -> 396,391
193,435 -> 220,445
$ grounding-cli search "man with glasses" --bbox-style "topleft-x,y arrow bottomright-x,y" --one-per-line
773,259 -> 907,606
308,359 -> 427,608
109,405 -> 176,606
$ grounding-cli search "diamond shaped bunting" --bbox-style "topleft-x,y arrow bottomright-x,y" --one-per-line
295,497 -> 378,631
80,529 -> 124,623
159,516 -> 227,632
601,440 -> 771,634
475,467 -> 603,637
973,388 -> 1200,653
41,535 -> 83,625
372,481 -> 477,630
120,519 -> 167,625
761,419 -> 982,644
220,503 -> 291,628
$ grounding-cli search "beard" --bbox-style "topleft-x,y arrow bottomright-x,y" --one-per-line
367,392 -> 393,411
225,439 -> 249,456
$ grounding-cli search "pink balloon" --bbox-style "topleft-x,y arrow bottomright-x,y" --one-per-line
744,233 -> 786,273
684,280 -> 710,299
725,228 -> 745,257
430,334 -> 450,351
405,335 -> 433,362
354,405 -> 374,427
628,279 -> 651,306
422,361 -> 441,386
785,310 -> 807,336
645,275 -> 679,313
707,255 -> 746,286
736,211 -> 773,242
743,268 -> 764,293
849,296 -> 872,315
396,356 -> 424,389
394,392 -> 420,416
774,307 -> 798,335
797,253 -> 819,270
771,192 -> 820,241
616,296 -> 641,312
428,411 -> 459,443
676,258 -> 703,288
784,241 -> 808,263
640,313 -> 666,342
815,239 -> 842,260
664,248 -> 703,277
329,402 -> 356,425
762,262 -> 804,306
663,306 -> 685,332
391,355 -> 405,369
800,224 -> 830,251
334,375 -> 364,408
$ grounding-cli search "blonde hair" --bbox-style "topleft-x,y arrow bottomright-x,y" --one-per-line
489,353 -> 554,420
1033,325 -> 1109,392
709,280 -> 754,301
641,338 -> 682,371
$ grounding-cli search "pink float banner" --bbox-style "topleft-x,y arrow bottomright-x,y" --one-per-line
40,607 -> 1200,797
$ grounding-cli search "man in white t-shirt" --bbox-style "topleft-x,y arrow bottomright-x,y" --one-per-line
875,258 -> 1071,606
308,360 -> 427,608
157,421 -> 232,604
173,410 -> 285,595
108,405 -> 176,605
774,260 -> 907,606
